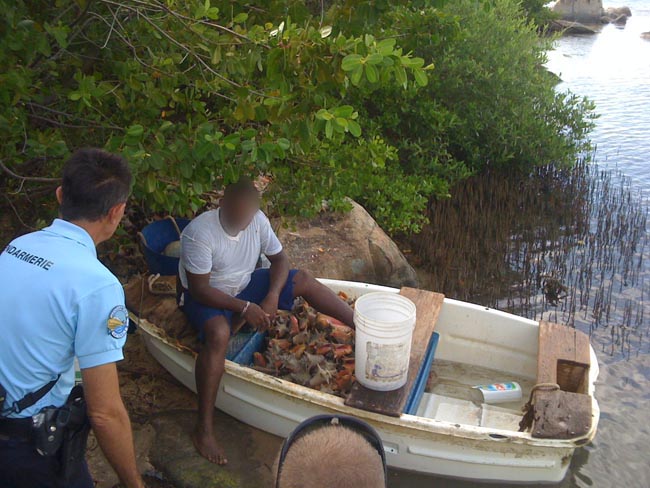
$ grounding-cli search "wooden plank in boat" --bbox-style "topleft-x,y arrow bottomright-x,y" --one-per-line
537,321 -> 590,394
345,288 -> 444,417
530,321 -> 592,439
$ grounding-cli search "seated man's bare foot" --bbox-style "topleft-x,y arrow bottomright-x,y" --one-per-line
192,427 -> 228,465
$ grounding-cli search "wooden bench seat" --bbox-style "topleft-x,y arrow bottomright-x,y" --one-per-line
345,288 -> 444,417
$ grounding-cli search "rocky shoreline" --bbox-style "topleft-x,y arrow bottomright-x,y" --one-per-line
547,1 -> 639,35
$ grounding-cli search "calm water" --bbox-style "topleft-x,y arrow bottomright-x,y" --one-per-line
393,3 -> 650,487
545,3 -> 650,487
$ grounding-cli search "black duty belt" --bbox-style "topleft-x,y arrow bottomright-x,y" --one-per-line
0,416 -> 33,440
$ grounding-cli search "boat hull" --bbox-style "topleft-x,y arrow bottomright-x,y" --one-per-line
134,279 -> 599,484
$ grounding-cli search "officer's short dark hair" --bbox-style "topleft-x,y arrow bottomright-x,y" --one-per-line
60,148 -> 132,222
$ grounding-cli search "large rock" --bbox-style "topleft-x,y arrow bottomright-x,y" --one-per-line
548,19 -> 599,35
275,200 -> 418,288
552,0 -> 604,24
605,6 -> 632,17
601,6 -> 632,24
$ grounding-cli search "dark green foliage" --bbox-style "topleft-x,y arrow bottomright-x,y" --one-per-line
0,0 -> 594,234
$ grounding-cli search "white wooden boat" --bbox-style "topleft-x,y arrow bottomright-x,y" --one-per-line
129,279 -> 599,484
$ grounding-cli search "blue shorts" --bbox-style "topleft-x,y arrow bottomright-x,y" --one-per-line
179,268 -> 299,342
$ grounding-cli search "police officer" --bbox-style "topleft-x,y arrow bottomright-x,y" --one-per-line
0,149 -> 145,488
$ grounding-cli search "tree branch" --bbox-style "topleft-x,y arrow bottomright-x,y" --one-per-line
0,159 -> 61,183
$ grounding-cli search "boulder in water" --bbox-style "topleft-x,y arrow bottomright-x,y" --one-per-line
605,6 -> 632,18
551,0 -> 604,24
548,19 -> 599,35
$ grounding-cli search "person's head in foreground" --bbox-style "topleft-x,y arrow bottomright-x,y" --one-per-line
274,415 -> 387,488
219,176 -> 261,234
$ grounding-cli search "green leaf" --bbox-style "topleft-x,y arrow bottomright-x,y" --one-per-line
350,65 -> 363,86
145,172 -> 157,193
315,109 -> 332,121
341,54 -> 363,72
413,68 -> 428,87
332,105 -> 354,118
365,53 -> 384,65
241,140 -> 256,151
365,64 -> 378,83
127,125 -> 144,137
325,120 -> 333,139
401,56 -> 425,69
277,138 -> 291,150
376,38 -> 396,55
180,160 -> 193,178
206,7 -> 220,20
233,12 -> 248,23
348,120 -> 362,137
395,65 -> 407,88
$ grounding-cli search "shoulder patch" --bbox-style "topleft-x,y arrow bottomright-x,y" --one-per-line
107,305 -> 129,339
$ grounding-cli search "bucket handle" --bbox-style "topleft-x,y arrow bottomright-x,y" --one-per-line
137,231 -> 149,251
165,215 -> 182,238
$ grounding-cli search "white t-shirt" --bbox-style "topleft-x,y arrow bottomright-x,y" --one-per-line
179,208 -> 283,296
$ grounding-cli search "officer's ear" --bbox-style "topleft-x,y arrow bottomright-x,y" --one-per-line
55,186 -> 63,205
107,202 -> 126,226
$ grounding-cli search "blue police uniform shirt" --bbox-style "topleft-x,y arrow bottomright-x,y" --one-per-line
0,219 -> 128,418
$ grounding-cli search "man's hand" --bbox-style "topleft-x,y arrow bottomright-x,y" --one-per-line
243,302 -> 271,331
259,291 -> 279,322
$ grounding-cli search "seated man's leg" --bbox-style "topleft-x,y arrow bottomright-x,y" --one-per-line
291,270 -> 354,327
236,268 -> 354,327
193,315 -> 231,465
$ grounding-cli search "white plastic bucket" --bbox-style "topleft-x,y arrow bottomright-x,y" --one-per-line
354,292 -> 416,391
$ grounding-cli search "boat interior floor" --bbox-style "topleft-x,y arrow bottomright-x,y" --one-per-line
419,359 -> 535,431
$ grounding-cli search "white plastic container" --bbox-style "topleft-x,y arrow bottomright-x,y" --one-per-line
354,292 -> 416,391
471,382 -> 522,404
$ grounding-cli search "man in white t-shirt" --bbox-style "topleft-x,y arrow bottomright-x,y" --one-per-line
178,177 -> 354,465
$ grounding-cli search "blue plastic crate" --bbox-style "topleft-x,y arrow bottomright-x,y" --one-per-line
232,330 -> 267,364
225,331 -> 257,361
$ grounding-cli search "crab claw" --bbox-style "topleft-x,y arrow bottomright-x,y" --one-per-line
253,352 -> 267,367
315,343 -> 333,356
340,357 -> 355,374
332,344 -> 353,359
289,315 -> 300,335
292,330 -> 310,345
290,343 -> 307,359
333,371 -> 355,392
330,323 -> 354,344
269,338 -> 291,351
315,313 -> 332,331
